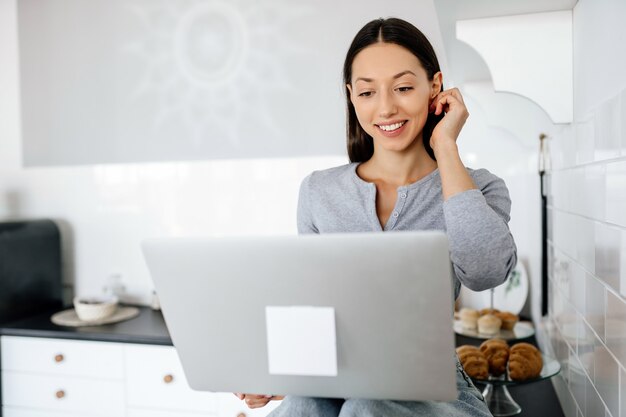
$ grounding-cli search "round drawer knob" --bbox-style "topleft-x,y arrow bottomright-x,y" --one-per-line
54,354 -> 64,363
163,374 -> 174,384
55,390 -> 65,399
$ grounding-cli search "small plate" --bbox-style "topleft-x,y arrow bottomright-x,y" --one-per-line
51,306 -> 140,327
454,320 -> 535,341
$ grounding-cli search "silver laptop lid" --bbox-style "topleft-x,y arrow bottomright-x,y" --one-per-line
142,231 -> 457,401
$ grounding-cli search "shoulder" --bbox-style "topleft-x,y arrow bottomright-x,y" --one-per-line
466,167 -> 509,195
300,163 -> 357,194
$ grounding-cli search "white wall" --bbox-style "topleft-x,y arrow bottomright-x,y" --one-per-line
541,1 -> 626,417
1,0 -> 548,314
0,0 -> 346,304
456,80 -> 558,321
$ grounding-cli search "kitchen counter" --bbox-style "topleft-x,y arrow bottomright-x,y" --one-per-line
0,305 -> 171,345
0,308 -> 564,416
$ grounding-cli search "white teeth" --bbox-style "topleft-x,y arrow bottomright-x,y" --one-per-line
378,121 -> 405,132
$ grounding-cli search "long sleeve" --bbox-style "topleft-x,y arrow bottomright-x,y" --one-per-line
296,174 -> 319,235
443,175 -> 517,293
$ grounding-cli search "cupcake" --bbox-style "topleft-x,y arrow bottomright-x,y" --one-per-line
477,314 -> 502,335
496,311 -> 519,330
479,308 -> 500,316
459,308 -> 479,330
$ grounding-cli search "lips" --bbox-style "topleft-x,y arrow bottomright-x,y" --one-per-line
376,120 -> 407,132
375,120 -> 408,137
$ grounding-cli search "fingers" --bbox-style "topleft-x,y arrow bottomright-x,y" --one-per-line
236,393 -> 282,409
245,394 -> 271,409
430,95 -> 454,116
429,87 -> 465,115
438,87 -> 464,103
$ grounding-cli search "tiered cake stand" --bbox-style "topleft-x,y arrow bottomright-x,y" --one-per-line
454,321 -> 561,416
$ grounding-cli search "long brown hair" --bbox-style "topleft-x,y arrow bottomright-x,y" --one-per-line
343,18 -> 443,162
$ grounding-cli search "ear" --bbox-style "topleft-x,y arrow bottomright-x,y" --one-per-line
346,84 -> 354,103
430,71 -> 443,99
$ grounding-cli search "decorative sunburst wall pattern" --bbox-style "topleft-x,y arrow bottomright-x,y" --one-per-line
17,0 -> 445,166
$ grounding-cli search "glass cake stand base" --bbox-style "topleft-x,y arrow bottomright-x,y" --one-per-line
482,383 -> 522,416
471,355 -> 561,417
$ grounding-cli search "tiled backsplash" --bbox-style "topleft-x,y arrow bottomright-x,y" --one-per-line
542,87 -> 626,417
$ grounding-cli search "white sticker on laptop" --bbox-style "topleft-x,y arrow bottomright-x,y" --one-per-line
265,306 -> 337,377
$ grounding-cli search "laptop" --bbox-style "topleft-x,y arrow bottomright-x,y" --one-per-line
142,231 -> 457,401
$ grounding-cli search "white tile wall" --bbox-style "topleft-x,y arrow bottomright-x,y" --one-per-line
594,95 -> 622,162
546,86 -> 626,417
545,6 -> 626,417
595,222 -> 622,292
595,344 -> 619,417
585,273 -> 606,342
619,368 -> 626,417
586,378 -> 608,417
606,291 -> 626,367
606,161 -> 626,228
545,9 -> 626,417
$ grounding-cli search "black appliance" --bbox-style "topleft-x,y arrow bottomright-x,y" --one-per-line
0,219 -> 64,324
0,219 -> 64,417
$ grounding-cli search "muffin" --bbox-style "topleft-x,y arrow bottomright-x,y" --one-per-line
477,314 -> 502,335
459,308 -> 479,330
495,311 -> 519,330
479,338 -> 510,376
508,343 -> 543,381
479,308 -> 500,316
456,345 -> 489,379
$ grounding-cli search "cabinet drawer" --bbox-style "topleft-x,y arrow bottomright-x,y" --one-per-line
3,406 -> 100,417
2,371 -> 124,416
125,344 -> 216,413
128,408 -> 215,417
1,336 -> 123,378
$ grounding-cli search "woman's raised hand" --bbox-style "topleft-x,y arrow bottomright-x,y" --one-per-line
428,87 -> 469,150
234,393 -> 285,409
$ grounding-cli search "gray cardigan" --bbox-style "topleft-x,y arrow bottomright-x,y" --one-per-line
296,163 -> 518,299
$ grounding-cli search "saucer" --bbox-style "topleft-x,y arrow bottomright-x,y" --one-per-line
51,306 -> 140,327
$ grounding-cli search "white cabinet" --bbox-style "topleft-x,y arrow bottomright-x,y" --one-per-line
2,408 -> 100,417
1,336 -> 280,417
125,344 -> 216,414
1,336 -> 125,417
3,372 -> 125,416
1,336 -> 124,378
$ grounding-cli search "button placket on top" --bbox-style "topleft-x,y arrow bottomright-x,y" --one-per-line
384,187 -> 409,231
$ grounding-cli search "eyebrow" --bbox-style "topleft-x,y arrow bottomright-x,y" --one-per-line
354,70 -> 416,84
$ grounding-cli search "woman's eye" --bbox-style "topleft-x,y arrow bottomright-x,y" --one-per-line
397,86 -> 413,92
358,91 -> 373,97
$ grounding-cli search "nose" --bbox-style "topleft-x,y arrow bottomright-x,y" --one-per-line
378,90 -> 397,118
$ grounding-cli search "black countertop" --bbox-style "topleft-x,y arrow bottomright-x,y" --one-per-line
0,306 -> 172,345
0,308 -> 563,417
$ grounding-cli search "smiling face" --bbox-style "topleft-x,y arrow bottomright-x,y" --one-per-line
347,42 -> 441,156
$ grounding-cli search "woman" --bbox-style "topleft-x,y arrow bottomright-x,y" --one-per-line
237,17 -> 516,416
